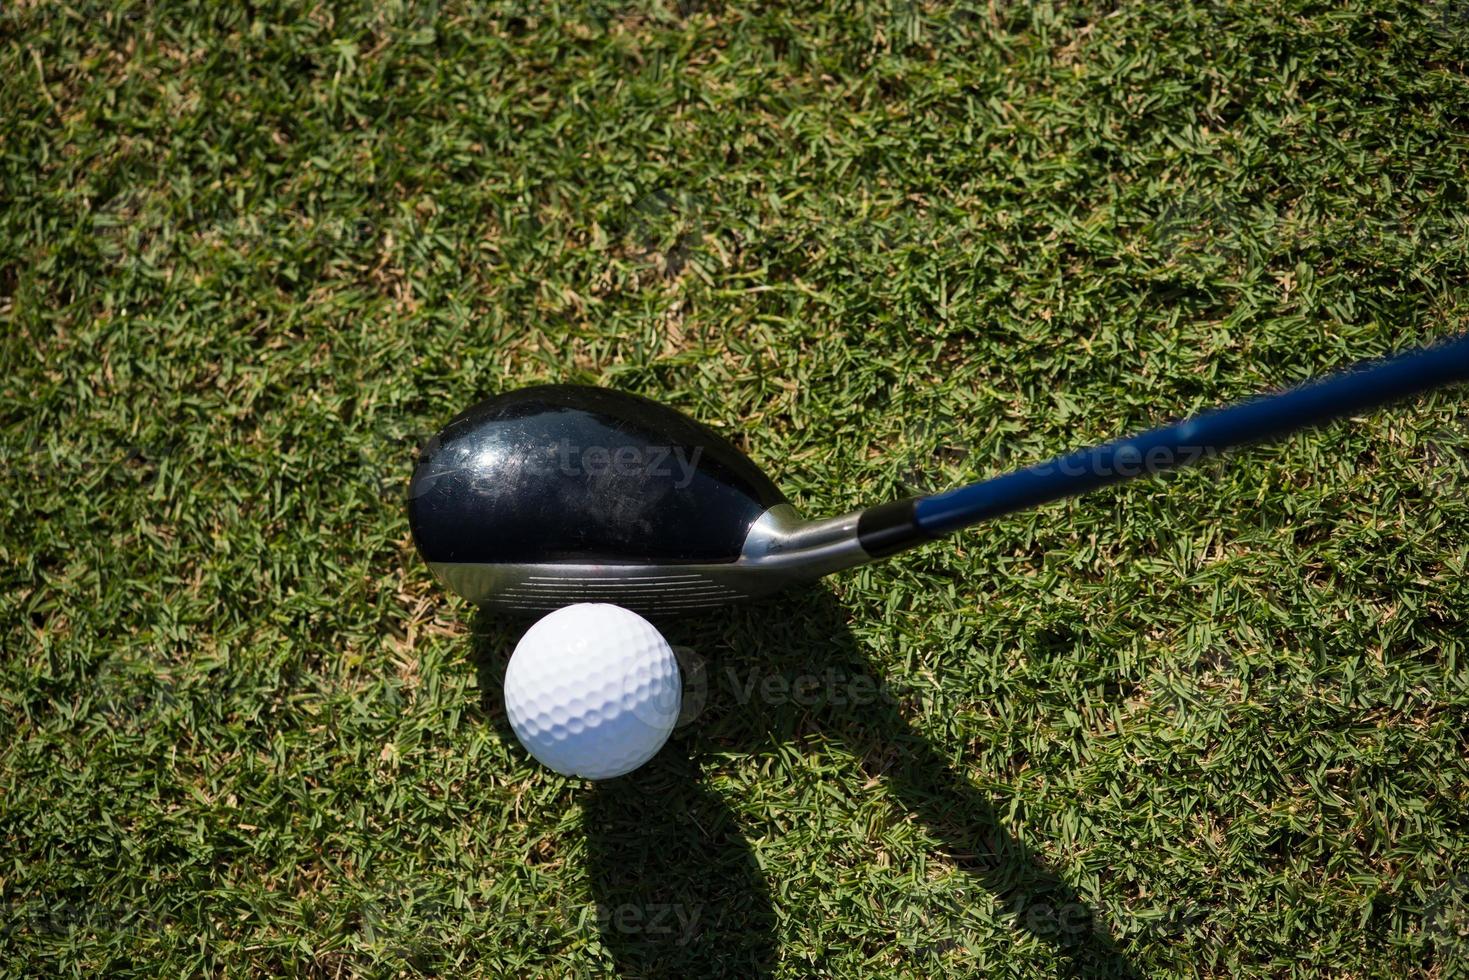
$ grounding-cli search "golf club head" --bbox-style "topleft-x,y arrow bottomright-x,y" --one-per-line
408,386 -> 873,615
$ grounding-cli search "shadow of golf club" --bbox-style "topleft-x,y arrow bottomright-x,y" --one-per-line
470,588 -> 1139,978
580,749 -> 780,976
469,618 -> 778,977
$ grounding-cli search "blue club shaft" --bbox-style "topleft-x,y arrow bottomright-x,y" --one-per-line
910,334 -> 1469,536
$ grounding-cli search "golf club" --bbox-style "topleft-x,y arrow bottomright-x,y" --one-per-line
409,334 -> 1469,615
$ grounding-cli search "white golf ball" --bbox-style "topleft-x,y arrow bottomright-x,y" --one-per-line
503,603 -> 681,780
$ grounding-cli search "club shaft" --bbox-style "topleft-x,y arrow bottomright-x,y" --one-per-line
855,334 -> 1469,555
920,333 -> 1469,532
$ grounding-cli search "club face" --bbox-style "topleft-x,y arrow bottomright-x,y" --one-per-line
408,385 -> 795,614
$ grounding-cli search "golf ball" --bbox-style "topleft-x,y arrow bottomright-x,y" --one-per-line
503,603 -> 681,780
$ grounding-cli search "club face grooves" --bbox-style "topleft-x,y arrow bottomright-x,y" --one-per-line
430,563 -> 762,616
427,506 -> 882,616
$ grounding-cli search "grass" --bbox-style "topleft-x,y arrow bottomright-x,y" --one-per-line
3,0 -> 1469,975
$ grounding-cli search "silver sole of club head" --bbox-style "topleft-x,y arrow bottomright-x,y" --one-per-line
428,505 -> 875,616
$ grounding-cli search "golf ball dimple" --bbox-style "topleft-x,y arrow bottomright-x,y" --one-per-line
503,603 -> 681,780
